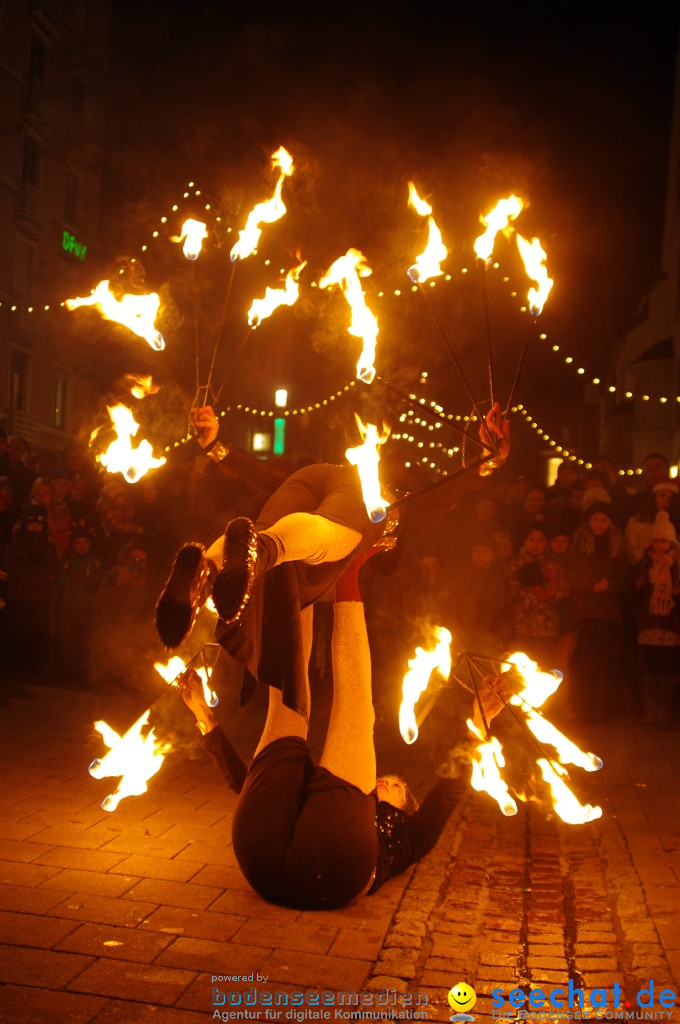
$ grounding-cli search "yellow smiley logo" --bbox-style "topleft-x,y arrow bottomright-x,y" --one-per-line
447,984 -> 477,1013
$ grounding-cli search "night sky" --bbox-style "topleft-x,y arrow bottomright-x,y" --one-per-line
100,1 -> 680,456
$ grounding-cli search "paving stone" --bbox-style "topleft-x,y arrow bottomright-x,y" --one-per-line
48,892 -> 159,927
575,957 -> 619,972
431,933 -> 477,959
0,860 -> 63,887
97,834 -> 191,859
0,984 -> 107,1024
123,877 -> 222,910
39,867 -> 142,898
108,853 -> 202,882
0,942 -> 94,987
0,883 -> 70,915
364,975 -> 409,992
207,889 -> 300,920
265,948 -> 372,989
0,909 -> 80,948
90,1002 -> 208,1023
139,905 -> 246,942
157,935 -> 269,975
186,864 -> 253,890
33,845 -> 128,872
527,956 -> 569,971
0,822 -> 49,841
16,825 -> 113,850
390,921 -> 427,937
232,918 -> 339,955
66,957 -> 196,1005
54,921 -> 176,961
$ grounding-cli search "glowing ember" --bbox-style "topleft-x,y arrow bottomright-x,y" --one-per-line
407,181 -> 448,283
230,146 -> 294,262
248,259 -> 307,327
398,626 -> 452,743
125,374 -> 159,399
468,720 -> 518,816
172,218 -> 208,260
89,711 -> 169,813
319,248 -> 379,383
345,414 -> 391,523
473,194 -> 524,264
536,759 -> 602,824
98,404 -> 166,483
515,233 -> 554,315
66,280 -> 164,349
154,656 -> 218,707
507,651 -> 562,709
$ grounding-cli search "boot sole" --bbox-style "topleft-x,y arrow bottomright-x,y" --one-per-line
155,543 -> 205,648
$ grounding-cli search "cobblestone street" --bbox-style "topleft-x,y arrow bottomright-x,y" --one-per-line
0,678 -> 678,1024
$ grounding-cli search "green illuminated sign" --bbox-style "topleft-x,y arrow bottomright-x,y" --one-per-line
273,417 -> 286,455
62,231 -> 87,260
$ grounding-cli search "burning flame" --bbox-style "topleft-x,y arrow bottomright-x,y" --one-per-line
89,711 -> 169,813
515,233 -> 553,315
319,249 -> 379,383
154,656 -> 218,707
66,280 -> 164,350
345,415 -> 391,523
98,404 -> 166,483
125,374 -> 159,400
248,259 -> 307,328
507,651 -> 562,709
172,218 -> 208,260
230,146 -> 294,262
467,720 -> 518,816
473,194 -> 524,264
399,626 -> 452,743
536,760 -> 602,824
525,712 -> 603,773
407,182 -> 448,283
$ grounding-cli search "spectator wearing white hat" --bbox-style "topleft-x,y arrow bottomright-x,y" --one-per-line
632,510 -> 680,726
624,479 -> 680,566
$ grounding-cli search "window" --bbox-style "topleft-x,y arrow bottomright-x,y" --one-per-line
9,351 -> 29,413
14,237 -> 36,297
65,174 -> 78,223
54,375 -> 67,430
21,135 -> 40,186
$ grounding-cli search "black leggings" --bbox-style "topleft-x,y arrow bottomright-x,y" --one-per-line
231,736 -> 377,910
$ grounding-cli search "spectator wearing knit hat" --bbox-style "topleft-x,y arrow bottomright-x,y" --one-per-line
624,479 -> 680,566
632,510 -> 680,726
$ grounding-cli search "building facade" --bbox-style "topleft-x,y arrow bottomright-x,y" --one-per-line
0,0 -> 110,448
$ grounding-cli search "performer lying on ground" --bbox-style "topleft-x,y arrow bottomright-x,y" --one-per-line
180,553 -> 513,910
155,403 -> 510,719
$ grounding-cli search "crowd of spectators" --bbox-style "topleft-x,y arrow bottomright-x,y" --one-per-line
1,425 -> 679,729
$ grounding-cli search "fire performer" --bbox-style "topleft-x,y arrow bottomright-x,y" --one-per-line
154,404 -> 510,720
179,555 -> 513,910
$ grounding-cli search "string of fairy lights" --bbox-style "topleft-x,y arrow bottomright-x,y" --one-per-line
2,177 -> 671,477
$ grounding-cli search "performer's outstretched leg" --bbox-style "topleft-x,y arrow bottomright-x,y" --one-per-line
319,600 -> 376,794
253,605 -> 313,756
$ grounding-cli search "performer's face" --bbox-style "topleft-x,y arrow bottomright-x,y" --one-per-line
375,775 -> 407,810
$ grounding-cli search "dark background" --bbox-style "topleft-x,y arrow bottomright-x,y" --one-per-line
98,1 -> 680,460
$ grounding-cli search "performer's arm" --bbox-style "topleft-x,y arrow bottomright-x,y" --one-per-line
400,673 -> 511,868
180,670 -> 247,793
191,405 -> 282,497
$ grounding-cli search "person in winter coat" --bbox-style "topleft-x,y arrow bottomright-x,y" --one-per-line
566,502 -> 628,718
632,510 -> 680,726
